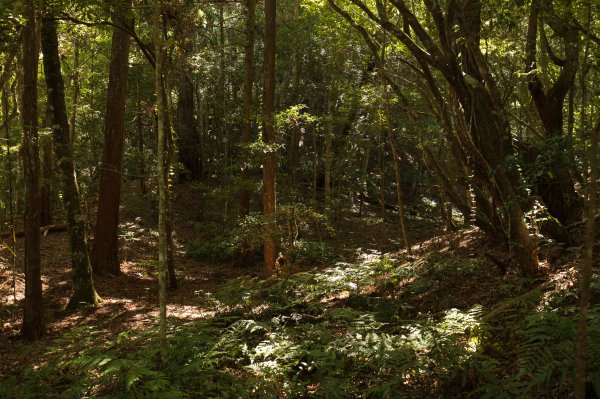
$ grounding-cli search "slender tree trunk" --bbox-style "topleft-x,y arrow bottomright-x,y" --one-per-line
20,0 -> 44,340
312,124 -> 318,203
324,94 -> 333,207
176,74 -> 198,180
2,85 -> 17,302
263,0 -> 277,277
379,42 -> 411,253
154,0 -> 168,356
91,0 -> 132,275
136,66 -> 146,195
41,15 -> 100,310
239,0 -> 256,217
575,115 -> 600,399
377,130 -> 386,219
358,139 -> 371,218
69,37 -> 79,147
40,131 -> 52,226
218,4 -> 227,169
163,80 -> 178,290
289,0 -> 302,190
383,99 -> 411,254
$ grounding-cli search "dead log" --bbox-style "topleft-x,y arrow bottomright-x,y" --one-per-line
0,223 -> 68,239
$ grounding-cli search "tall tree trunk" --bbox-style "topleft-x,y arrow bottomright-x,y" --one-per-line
20,0 -> 44,340
378,131 -> 386,219
69,37 -> 79,147
40,132 -> 52,226
154,0 -> 168,356
289,0 -> 302,190
263,0 -> 277,277
218,4 -> 227,170
324,94 -> 333,207
312,123 -> 318,203
162,80 -> 178,290
176,74 -> 199,180
239,0 -> 256,217
380,40 -> 411,253
41,15 -> 100,310
575,115 -> 600,399
91,0 -> 132,275
383,91 -> 411,254
2,85 -> 17,302
136,66 -> 146,195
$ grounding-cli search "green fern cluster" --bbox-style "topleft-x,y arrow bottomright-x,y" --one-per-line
3,253 -> 598,398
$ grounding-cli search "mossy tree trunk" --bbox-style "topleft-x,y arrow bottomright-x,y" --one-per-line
41,15 -> 100,310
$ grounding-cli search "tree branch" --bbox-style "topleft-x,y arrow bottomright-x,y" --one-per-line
55,13 -> 156,68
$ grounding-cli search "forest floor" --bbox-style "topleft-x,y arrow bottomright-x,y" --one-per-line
0,181 -> 596,397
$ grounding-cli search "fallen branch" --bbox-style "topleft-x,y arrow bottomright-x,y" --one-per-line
482,280 -> 554,322
567,214 -> 600,231
0,223 -> 68,239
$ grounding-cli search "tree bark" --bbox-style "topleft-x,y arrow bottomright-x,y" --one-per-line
91,0 -> 132,275
263,0 -> 277,277
41,15 -> 100,310
154,0 -> 168,357
20,0 -> 44,340
135,66 -> 146,195
575,115 -> 600,399
69,36 -> 79,147
40,131 -> 52,226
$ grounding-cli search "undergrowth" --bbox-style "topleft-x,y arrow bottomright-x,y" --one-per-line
3,254 -> 599,398
186,207 -> 336,266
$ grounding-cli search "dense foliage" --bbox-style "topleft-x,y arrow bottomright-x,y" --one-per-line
0,0 -> 598,397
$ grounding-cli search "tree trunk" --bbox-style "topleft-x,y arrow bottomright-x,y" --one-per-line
525,0 -> 580,224
263,0 -> 277,277
41,16 -> 100,310
40,101 -> 53,226
162,83 -> 178,290
2,85 -> 17,302
176,74 -> 199,180
154,0 -> 168,356
91,0 -> 132,275
69,37 -> 79,147
40,133 -> 52,226
239,0 -> 256,217
324,94 -> 333,207
136,66 -> 146,195
380,42 -> 411,253
575,116 -> 600,399
20,0 -> 44,340
289,0 -> 302,190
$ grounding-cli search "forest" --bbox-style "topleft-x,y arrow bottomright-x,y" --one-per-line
0,0 -> 599,397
